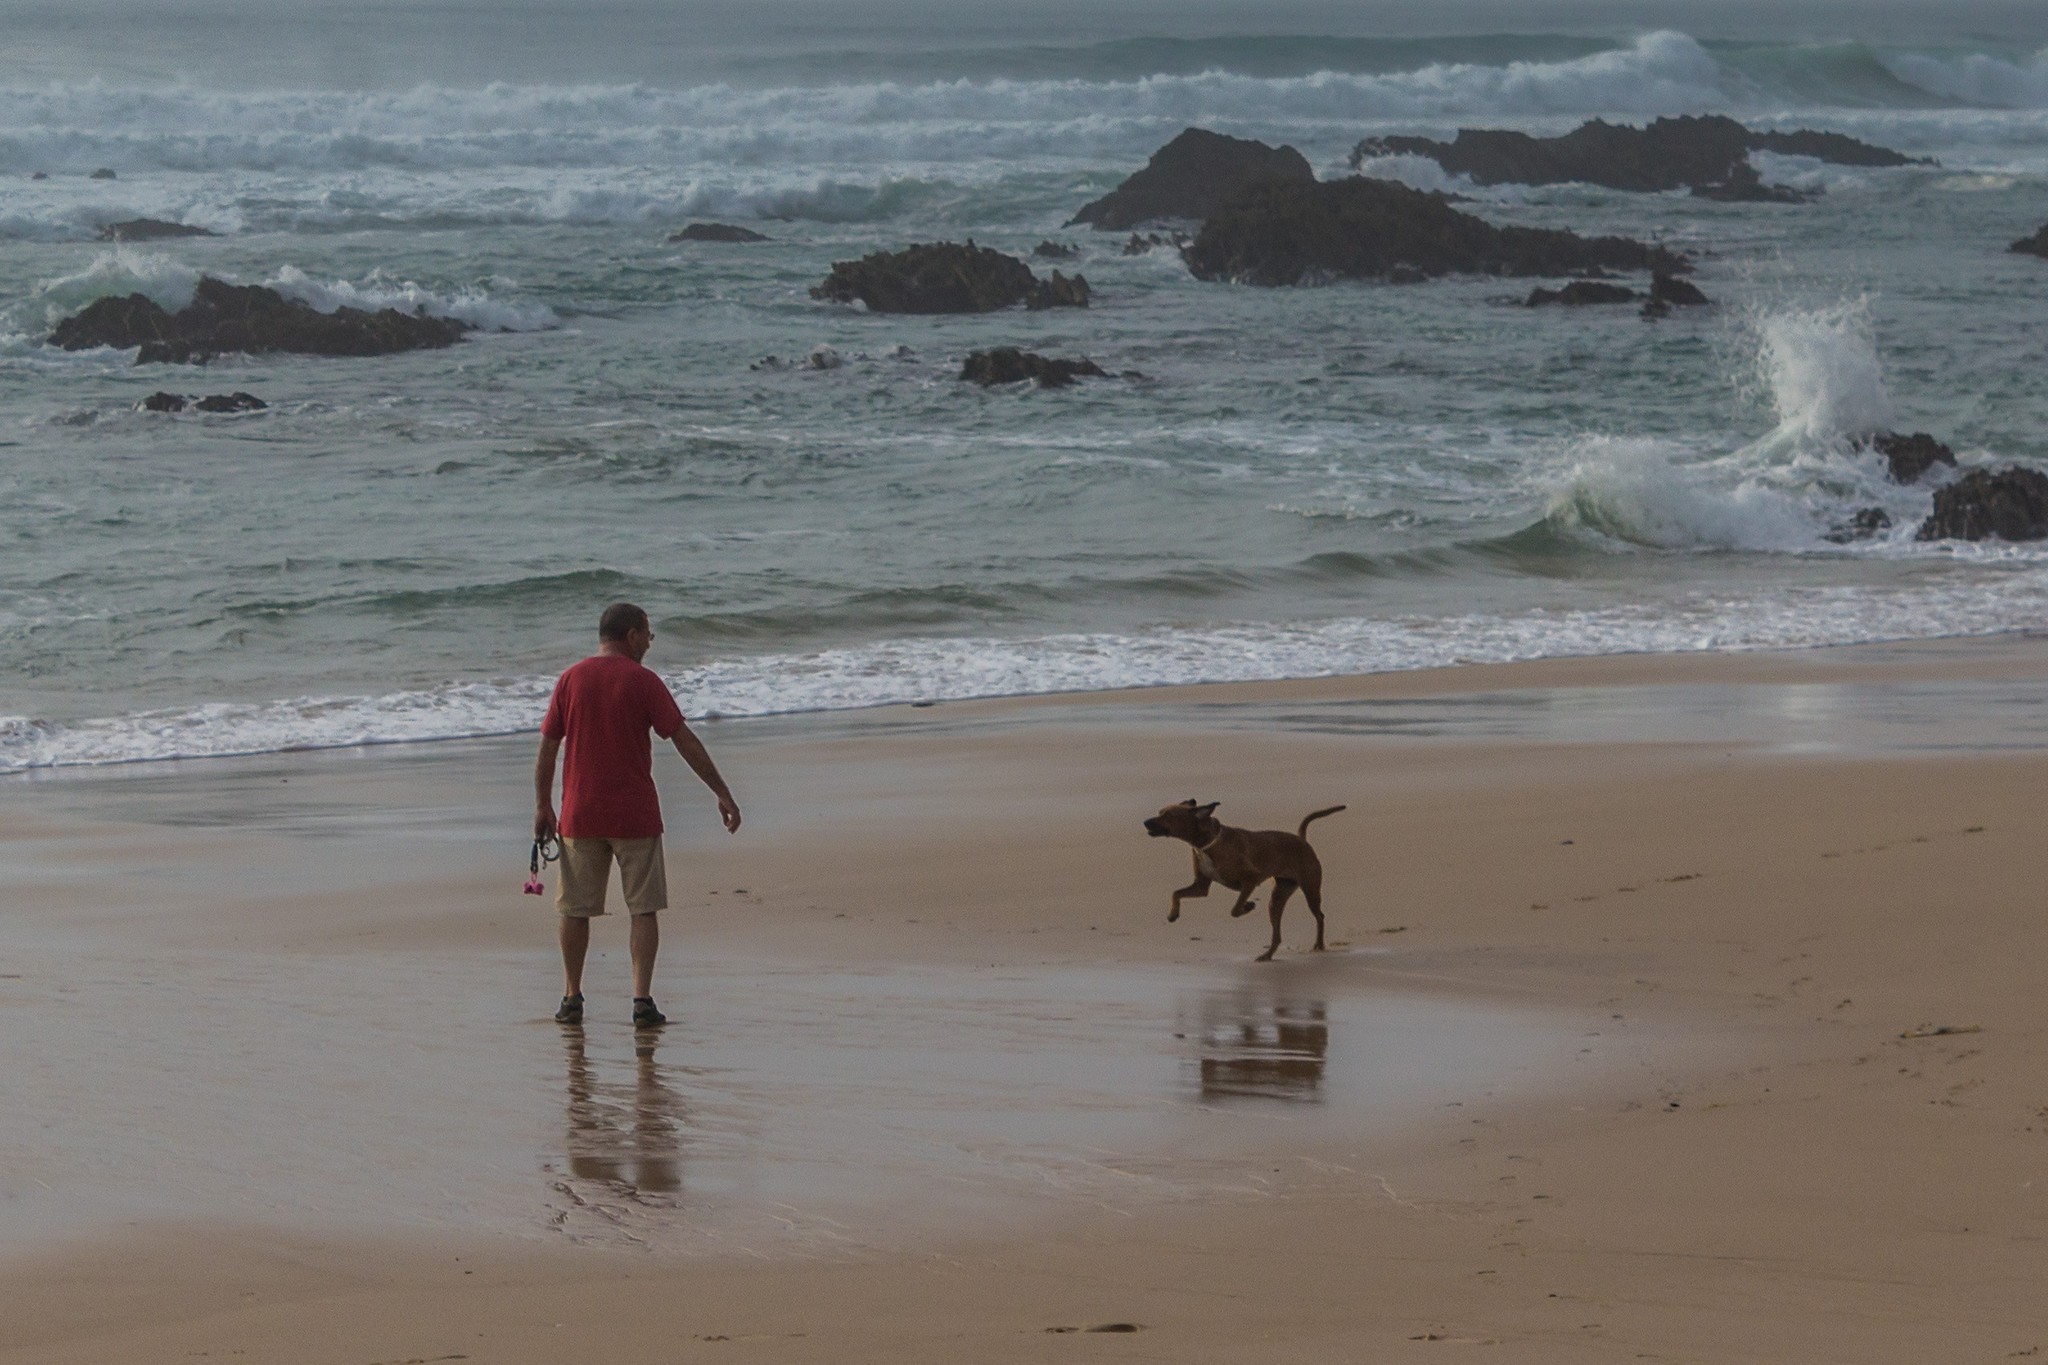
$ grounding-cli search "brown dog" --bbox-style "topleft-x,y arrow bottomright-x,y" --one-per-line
1143,800 -> 1345,961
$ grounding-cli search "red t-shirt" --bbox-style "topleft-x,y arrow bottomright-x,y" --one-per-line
541,654 -> 685,840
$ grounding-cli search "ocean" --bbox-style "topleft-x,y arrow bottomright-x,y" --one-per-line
6,1 -> 2048,771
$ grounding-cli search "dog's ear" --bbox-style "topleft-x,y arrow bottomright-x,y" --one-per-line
1180,798 -> 1199,808
1197,802 -> 1220,815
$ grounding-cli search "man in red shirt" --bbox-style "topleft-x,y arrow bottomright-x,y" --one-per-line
534,602 -> 741,1027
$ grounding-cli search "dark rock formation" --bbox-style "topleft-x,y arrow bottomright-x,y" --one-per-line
1183,176 -> 1688,287
1525,280 -> 1637,306
51,276 -> 472,364
1859,431 -> 1957,484
1032,270 -> 1090,309
1651,272 -> 1710,306
1823,507 -> 1894,544
1069,128 -> 1314,231
1639,271 -> 1714,317
960,347 -> 1107,388
137,391 -> 267,413
667,222 -> 770,242
194,391 -> 267,412
98,218 -> 217,242
30,171 -> 48,180
811,241 -> 1088,314
1032,240 -> 1077,259
1917,467 -> 2048,542
1690,160 -> 1811,204
2010,224 -> 2048,258
1350,115 -> 1921,192
89,167 -> 117,180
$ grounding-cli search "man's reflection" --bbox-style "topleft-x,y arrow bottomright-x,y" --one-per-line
1187,988 -> 1329,1103
561,1027 -> 684,1194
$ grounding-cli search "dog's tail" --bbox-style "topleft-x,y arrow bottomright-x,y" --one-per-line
1297,804 -> 1346,839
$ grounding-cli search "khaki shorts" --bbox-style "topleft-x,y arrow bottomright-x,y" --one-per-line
555,836 -> 668,917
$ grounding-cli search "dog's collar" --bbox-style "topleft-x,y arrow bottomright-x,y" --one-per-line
1197,826 -> 1224,851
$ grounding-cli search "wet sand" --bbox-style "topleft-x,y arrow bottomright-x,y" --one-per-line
6,635 -> 2048,1362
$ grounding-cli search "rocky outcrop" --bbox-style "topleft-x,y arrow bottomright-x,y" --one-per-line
667,222 -> 770,242
1351,115 -> 1921,192
1069,128 -> 1314,231
2010,224 -> 2048,258
89,168 -> 117,180
1032,240 -> 1077,259
1183,176 -> 1688,287
1637,271 -> 1714,318
1525,280 -> 1637,306
99,219 -> 217,242
51,277 -> 472,364
1917,467 -> 2048,542
1859,431 -> 1957,484
811,241 -> 1088,313
139,391 -> 267,413
960,347 -> 1107,389
1690,160 -> 1811,204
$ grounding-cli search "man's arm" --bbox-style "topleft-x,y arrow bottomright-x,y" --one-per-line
534,733 -> 562,840
670,722 -> 741,832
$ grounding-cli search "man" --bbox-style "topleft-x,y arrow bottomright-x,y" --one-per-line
534,602 -> 741,1028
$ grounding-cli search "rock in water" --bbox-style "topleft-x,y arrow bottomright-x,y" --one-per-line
1525,280 -> 1638,306
811,241 -> 1087,313
1690,160 -> 1811,204
193,391 -> 267,412
667,222 -> 770,242
1917,467 -> 2048,541
2010,224 -> 2048,258
1823,507 -> 1894,544
1650,272 -> 1710,306
1068,128 -> 1314,231
960,348 -> 1107,388
1183,177 -> 1688,287
1859,431 -> 1957,484
49,276 -> 472,363
98,218 -> 217,242
138,390 -> 268,412
1029,270 -> 1089,309
89,167 -> 117,180
1032,240 -> 1077,259
1351,115 -> 1920,192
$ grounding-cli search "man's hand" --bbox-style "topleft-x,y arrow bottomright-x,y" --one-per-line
717,795 -> 742,833
534,804 -> 558,842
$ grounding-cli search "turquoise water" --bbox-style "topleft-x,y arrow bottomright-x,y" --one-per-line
6,5 -> 2048,768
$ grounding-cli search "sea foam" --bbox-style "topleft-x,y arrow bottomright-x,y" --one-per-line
10,576 -> 2048,773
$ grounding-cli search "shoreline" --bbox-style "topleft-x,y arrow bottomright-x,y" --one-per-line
6,634 -> 2048,1361
11,626 -> 2048,782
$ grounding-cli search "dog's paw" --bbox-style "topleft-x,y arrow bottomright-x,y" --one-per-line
1166,908 -> 1180,923
1231,901 -> 1257,918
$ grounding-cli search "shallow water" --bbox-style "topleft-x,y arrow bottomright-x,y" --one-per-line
0,939 -> 1613,1254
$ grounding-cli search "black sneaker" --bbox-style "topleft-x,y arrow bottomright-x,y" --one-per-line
554,993 -> 584,1024
632,997 -> 666,1029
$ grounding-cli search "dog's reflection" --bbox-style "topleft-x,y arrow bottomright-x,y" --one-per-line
1186,988 -> 1329,1103
561,1027 -> 684,1194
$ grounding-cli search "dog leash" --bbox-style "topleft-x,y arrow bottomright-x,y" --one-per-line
524,833 -> 562,895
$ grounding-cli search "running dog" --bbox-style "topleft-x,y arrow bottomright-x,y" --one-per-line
1143,800 -> 1345,961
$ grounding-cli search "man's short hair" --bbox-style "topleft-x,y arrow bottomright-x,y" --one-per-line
599,602 -> 650,641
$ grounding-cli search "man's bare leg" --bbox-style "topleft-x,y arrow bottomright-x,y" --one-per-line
560,916 -> 590,998
630,912 -> 659,999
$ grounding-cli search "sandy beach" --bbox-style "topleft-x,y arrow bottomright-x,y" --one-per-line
5,635 -> 2048,1363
